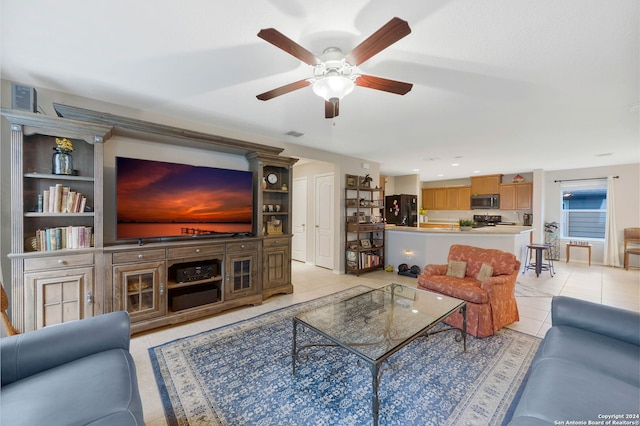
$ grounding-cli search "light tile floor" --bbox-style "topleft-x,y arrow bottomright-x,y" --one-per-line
132,260 -> 640,425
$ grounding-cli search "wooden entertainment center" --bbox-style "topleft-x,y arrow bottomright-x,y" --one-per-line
3,105 -> 298,333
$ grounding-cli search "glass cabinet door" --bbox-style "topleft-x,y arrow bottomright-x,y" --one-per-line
114,261 -> 166,321
126,272 -> 155,313
225,253 -> 257,300
233,258 -> 251,291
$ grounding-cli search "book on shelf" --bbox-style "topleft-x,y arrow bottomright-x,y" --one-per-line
39,185 -> 87,213
360,252 -> 382,268
346,251 -> 382,269
34,226 -> 93,251
43,189 -> 50,212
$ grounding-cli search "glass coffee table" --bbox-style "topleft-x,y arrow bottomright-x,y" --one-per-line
292,283 -> 466,426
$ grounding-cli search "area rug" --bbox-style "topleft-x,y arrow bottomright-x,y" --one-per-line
150,286 -> 540,426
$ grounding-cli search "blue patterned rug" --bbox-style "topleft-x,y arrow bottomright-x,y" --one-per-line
149,286 -> 540,425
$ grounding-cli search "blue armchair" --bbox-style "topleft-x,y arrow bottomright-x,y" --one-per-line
1,311 -> 144,425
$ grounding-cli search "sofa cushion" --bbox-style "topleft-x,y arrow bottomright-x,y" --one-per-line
534,325 -> 640,387
446,260 -> 467,278
511,359 -> 640,424
418,275 -> 489,304
448,244 -> 516,277
476,262 -> 494,281
0,349 -> 143,426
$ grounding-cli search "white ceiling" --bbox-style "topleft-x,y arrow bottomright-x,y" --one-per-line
1,0 -> 638,181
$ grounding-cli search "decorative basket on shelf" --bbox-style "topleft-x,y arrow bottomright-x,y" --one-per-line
266,218 -> 283,235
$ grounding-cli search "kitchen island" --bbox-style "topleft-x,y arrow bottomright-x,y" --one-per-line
386,224 -> 534,270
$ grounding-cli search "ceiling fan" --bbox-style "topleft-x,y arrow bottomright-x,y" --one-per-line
256,17 -> 413,119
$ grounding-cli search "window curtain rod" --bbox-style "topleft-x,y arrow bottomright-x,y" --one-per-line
554,176 -> 619,183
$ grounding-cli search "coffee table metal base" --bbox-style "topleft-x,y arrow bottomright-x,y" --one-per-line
292,303 -> 467,426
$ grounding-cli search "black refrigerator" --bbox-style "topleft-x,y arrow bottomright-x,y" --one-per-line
385,194 -> 417,226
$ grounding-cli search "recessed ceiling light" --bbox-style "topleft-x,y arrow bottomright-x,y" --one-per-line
451,163 -> 460,167
454,155 -> 463,159
437,174 -> 444,177
473,170 -> 481,174
412,168 -> 420,172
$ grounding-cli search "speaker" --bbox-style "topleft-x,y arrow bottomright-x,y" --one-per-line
11,83 -> 37,112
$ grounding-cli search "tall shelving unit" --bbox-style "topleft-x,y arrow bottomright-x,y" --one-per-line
3,109 -> 112,331
344,174 -> 385,276
247,153 -> 298,299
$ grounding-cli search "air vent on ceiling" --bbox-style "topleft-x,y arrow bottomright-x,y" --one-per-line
285,130 -> 304,137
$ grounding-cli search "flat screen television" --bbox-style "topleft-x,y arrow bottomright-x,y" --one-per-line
116,156 -> 253,240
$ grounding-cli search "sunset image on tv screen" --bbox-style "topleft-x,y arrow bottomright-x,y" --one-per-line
116,157 -> 253,239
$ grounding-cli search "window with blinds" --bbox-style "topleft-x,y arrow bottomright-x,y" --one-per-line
561,187 -> 607,239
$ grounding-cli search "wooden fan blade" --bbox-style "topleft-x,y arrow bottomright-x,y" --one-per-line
258,28 -> 320,66
355,74 -> 413,95
257,79 -> 311,101
325,100 -> 339,118
345,17 -> 411,66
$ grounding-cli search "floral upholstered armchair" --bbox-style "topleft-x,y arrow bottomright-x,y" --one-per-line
417,244 -> 520,337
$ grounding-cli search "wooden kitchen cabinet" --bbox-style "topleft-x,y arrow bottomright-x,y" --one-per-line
423,186 -> 471,210
471,174 -> 503,195
434,188 -> 447,209
446,187 -> 459,209
422,187 -> 446,210
458,186 -> 471,210
500,182 -> 532,210
422,188 -> 435,210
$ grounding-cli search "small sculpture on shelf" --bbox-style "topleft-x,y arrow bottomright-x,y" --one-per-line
52,138 -> 73,175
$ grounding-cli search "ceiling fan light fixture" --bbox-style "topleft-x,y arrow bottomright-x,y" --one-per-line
312,75 -> 355,102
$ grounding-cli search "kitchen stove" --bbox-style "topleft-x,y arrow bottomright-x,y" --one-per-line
473,214 -> 502,227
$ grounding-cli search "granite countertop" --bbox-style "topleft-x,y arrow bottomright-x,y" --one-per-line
386,224 -> 534,235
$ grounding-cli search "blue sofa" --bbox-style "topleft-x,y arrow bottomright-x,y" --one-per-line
1,311 -> 144,425
505,296 -> 640,425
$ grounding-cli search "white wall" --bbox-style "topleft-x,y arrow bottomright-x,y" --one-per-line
390,174 -> 420,197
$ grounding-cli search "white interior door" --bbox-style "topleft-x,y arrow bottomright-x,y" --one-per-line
292,177 -> 307,262
315,173 -> 334,269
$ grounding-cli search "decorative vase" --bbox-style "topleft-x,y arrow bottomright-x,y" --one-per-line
52,148 -> 73,175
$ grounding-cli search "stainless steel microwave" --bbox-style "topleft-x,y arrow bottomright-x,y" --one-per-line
471,194 -> 500,209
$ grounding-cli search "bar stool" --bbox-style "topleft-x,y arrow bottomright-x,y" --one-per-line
523,244 -> 555,278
